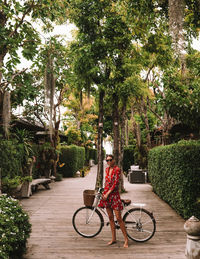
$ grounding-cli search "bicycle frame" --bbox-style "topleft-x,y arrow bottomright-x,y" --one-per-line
72,188 -> 156,242
89,189 -> 149,228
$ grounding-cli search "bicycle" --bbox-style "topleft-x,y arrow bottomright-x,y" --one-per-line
72,188 -> 156,242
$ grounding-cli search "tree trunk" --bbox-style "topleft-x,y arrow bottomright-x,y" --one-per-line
0,52 -> 7,130
0,52 -> 7,86
140,98 -> 151,149
131,105 -> 141,149
168,0 -> 186,73
125,118 -> 129,146
2,91 -> 11,138
162,112 -> 176,145
95,89 -> 105,189
51,119 -> 60,177
0,91 -> 3,130
113,93 -> 120,165
119,99 -> 127,192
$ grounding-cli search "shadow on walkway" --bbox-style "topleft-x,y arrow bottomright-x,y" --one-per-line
21,165 -> 186,259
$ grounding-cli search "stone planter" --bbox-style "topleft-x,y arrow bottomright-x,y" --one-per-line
20,181 -> 32,198
184,216 -> 200,259
184,216 -> 200,236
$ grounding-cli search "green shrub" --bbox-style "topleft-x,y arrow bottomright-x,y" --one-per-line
148,140 -> 200,219
85,147 -> 90,164
89,148 -> 98,164
0,194 -> 31,259
123,145 -> 135,172
76,146 -> 85,170
55,173 -> 63,181
85,147 -> 98,164
2,176 -> 32,197
58,145 -> 85,177
0,140 -> 25,178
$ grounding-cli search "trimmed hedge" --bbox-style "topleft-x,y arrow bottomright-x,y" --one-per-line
148,140 -> 200,219
76,146 -> 85,170
123,145 -> 135,172
85,147 -> 98,164
58,145 -> 85,177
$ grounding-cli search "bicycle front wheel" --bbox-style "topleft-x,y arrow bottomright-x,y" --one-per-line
123,208 -> 156,242
72,206 -> 104,238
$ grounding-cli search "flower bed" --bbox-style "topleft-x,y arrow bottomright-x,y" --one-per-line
0,194 -> 31,258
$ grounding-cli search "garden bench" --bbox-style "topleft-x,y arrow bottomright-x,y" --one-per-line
31,178 -> 51,192
21,178 -> 52,198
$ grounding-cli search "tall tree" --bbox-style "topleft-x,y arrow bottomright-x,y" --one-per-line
23,37 -> 70,176
0,0 -> 68,136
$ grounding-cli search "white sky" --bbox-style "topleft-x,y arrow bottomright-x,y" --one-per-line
18,23 -> 199,71
192,37 -> 200,50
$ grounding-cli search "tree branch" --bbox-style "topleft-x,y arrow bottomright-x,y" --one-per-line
9,0 -> 35,38
1,68 -> 28,90
147,99 -> 164,124
33,100 -> 46,129
144,63 -> 155,82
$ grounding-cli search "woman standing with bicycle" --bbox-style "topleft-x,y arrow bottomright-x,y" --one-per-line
98,154 -> 129,248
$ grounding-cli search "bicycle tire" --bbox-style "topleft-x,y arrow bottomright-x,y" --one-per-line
72,206 -> 104,238
123,207 -> 156,242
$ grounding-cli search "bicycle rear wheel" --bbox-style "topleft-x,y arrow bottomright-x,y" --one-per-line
123,208 -> 156,242
72,206 -> 104,238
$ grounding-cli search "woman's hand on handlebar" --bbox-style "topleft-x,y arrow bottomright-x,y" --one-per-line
102,193 -> 109,200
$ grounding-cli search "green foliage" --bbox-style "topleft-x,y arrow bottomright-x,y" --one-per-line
134,144 -> 148,169
0,194 -> 31,259
65,127 -> 82,145
85,147 -> 98,164
89,148 -> 98,164
0,0 -> 68,72
0,140 -> 25,178
13,129 -> 34,158
55,173 -> 63,181
34,142 -> 55,177
22,36 -> 71,125
148,140 -> 200,219
2,176 -> 32,196
76,146 -> 85,171
123,145 -> 135,172
58,145 -> 85,177
163,54 -> 200,128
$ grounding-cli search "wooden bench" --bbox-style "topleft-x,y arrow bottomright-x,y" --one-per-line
20,159 -> 53,198
21,178 -> 52,198
31,178 -> 51,192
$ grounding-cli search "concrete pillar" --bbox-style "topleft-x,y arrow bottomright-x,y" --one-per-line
184,216 -> 200,259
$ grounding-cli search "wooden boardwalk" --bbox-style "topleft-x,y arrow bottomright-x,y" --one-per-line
20,165 -> 186,259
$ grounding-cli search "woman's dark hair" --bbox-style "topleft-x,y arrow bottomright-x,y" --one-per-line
106,154 -> 114,159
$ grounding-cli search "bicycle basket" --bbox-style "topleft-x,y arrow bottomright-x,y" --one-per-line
83,189 -> 95,207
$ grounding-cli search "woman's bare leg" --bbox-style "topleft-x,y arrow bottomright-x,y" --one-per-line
106,208 -> 117,245
114,209 -> 129,248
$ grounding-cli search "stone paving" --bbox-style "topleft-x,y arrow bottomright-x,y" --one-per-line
21,165 -> 186,259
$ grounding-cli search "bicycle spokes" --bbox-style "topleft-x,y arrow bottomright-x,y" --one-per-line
123,208 -> 156,242
72,207 -> 104,238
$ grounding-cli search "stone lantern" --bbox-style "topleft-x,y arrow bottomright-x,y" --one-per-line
184,216 -> 200,259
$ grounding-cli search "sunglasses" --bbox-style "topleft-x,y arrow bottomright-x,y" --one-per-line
106,159 -> 113,162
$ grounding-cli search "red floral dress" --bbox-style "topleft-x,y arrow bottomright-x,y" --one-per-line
98,165 -> 123,211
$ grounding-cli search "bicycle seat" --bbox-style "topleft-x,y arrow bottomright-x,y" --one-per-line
121,199 -> 131,206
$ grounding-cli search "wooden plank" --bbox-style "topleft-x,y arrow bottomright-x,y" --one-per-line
20,165 -> 186,259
